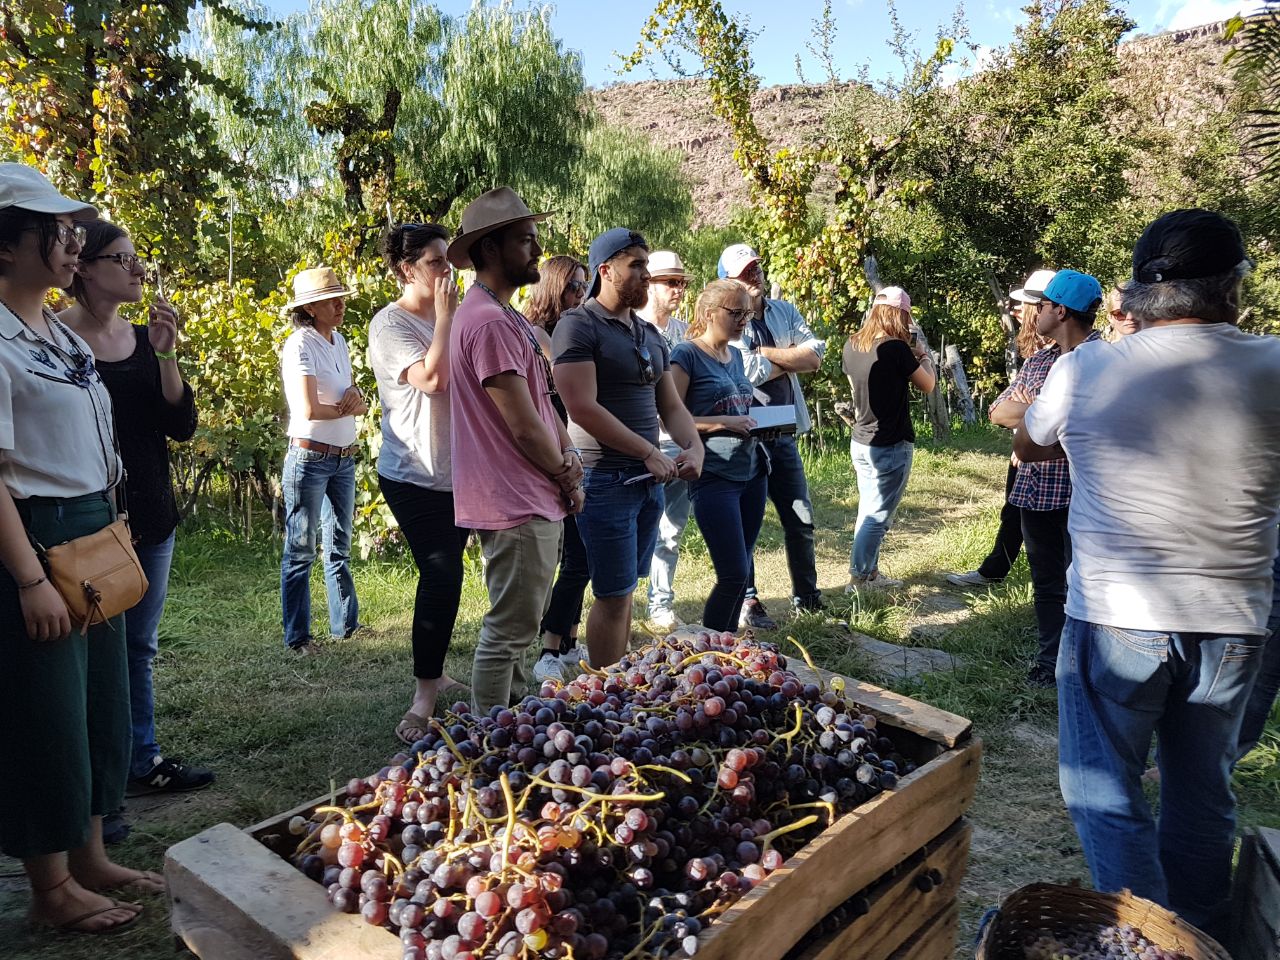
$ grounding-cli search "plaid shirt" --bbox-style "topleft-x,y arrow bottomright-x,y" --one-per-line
993,331 -> 1102,511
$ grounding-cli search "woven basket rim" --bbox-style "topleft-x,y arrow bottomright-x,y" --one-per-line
974,883 -> 1231,960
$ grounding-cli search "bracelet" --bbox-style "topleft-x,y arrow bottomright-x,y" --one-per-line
17,575 -> 47,590
155,348 -> 178,361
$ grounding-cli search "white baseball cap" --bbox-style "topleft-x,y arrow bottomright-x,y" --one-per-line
717,243 -> 760,279
0,163 -> 98,219
1010,269 -> 1056,303
647,250 -> 688,279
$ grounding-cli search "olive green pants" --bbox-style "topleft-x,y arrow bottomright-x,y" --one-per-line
0,493 -> 131,858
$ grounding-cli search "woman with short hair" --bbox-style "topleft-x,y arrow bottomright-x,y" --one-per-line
370,224 -> 470,744
524,255 -> 590,682
670,280 -> 766,631
279,267 -> 366,655
0,162 -> 161,935
842,287 -> 935,590
61,220 -> 213,819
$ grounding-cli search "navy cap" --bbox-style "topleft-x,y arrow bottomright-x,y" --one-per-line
588,227 -> 648,297
1042,270 -> 1103,314
1132,209 -> 1246,283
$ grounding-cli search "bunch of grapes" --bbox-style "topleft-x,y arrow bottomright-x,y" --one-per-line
284,631 -> 915,960
1022,925 -> 1191,960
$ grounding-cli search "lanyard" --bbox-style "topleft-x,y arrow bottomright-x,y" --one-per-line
473,282 -> 557,398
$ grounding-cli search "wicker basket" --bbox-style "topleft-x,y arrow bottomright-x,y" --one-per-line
975,883 -> 1232,960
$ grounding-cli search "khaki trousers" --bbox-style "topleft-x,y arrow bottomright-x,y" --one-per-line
472,517 -> 562,712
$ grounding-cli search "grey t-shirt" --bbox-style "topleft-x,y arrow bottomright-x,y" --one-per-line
551,301 -> 671,469
367,303 -> 452,490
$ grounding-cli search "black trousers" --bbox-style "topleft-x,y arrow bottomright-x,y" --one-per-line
1021,506 -> 1071,671
378,475 -> 470,680
541,514 -> 591,646
978,463 -> 1024,581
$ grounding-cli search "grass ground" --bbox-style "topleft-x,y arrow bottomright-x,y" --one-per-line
1,422 -> 1275,959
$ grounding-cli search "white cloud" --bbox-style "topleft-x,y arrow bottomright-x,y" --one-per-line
1157,0 -> 1251,31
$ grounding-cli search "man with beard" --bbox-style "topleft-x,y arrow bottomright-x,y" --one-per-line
447,187 -> 584,712
553,229 -> 704,668
720,244 -> 827,628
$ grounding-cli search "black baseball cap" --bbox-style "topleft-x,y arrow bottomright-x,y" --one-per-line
1132,209 -> 1246,283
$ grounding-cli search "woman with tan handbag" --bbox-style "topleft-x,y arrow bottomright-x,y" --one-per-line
0,163 -> 162,934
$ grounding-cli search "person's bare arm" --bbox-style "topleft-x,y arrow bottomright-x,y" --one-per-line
404,278 -> 459,394
670,365 -> 754,434
483,373 -> 579,492
759,344 -> 821,372
1012,423 -> 1066,463
293,373 -> 348,420
555,361 -> 677,480
0,483 -> 70,641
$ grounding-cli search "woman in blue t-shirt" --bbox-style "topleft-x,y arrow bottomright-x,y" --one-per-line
670,280 -> 766,630
841,287 -> 935,590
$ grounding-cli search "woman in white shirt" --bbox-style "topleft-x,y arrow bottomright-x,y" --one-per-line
0,163 -> 161,934
369,224 -> 469,745
279,267 -> 367,655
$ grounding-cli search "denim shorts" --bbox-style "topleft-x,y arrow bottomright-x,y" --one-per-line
576,465 -> 665,598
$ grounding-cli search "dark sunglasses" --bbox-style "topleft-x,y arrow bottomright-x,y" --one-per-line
653,277 -> 688,289
567,280 -> 588,294
631,322 -> 656,384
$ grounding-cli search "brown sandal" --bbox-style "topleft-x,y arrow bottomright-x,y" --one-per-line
31,900 -> 143,936
395,711 -> 433,747
90,870 -> 165,897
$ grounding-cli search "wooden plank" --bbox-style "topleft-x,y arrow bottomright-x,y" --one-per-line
686,738 -> 982,960
166,822 -> 400,960
885,901 -> 960,960
787,661 -> 972,748
796,820 -> 972,960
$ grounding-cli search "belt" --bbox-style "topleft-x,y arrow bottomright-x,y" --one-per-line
291,438 -> 358,457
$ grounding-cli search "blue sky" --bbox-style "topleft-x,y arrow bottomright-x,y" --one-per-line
263,0 -> 1253,87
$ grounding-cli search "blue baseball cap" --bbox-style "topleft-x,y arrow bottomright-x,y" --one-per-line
588,227 -> 648,297
1042,269 -> 1103,314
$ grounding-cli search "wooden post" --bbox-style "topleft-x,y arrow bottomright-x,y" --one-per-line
944,346 -> 977,425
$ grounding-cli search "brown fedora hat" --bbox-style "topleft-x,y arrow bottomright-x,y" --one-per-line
446,187 -> 552,269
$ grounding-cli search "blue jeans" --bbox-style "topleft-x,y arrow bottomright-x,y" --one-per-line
126,533 -> 176,778
1057,616 -> 1264,937
280,448 -> 359,648
849,440 -> 913,578
576,465 -> 664,598
744,435 -> 820,607
648,442 -> 691,616
1238,542 -> 1280,758
692,467 -> 769,631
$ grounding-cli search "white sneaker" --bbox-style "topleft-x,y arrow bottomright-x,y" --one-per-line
650,609 -> 684,632
945,570 -> 999,587
559,649 -> 586,677
533,652 -> 565,684
846,573 -> 904,592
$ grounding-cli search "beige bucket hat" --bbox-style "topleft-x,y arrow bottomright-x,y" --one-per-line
285,266 -> 353,309
446,187 -> 552,269
647,250 -> 689,279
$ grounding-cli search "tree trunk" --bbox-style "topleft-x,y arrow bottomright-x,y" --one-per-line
944,345 -> 977,425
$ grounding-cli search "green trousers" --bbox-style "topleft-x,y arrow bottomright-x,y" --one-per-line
0,492 -> 131,859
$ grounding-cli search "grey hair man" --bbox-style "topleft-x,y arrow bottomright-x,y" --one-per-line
1012,209 -> 1280,940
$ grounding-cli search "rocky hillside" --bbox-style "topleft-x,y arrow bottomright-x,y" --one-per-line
592,21 -> 1240,227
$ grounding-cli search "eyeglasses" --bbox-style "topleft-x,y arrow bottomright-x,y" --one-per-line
631,322 -> 656,385
82,252 -> 146,272
1109,309 -> 1128,320
653,278 -> 688,289
567,280 -> 588,294
25,222 -> 87,247
719,305 -> 749,322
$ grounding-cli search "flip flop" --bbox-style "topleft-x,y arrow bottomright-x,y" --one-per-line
91,870 -> 165,897
33,900 -> 143,936
395,711 -> 433,747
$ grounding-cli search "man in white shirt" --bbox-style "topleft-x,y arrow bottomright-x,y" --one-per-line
638,250 -> 691,631
1013,209 -> 1280,939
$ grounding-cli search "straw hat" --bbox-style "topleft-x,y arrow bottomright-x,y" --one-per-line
285,266 -> 352,310
647,250 -> 689,279
447,187 -> 551,269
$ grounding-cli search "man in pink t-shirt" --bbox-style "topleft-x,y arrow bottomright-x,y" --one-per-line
447,187 -> 584,711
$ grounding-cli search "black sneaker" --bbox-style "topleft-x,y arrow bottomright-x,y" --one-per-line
1027,664 -> 1057,689
127,756 -> 216,797
738,599 -> 778,631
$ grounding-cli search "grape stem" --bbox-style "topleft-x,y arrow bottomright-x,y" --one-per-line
499,772 -> 517,877
757,814 -> 819,856
787,636 -> 825,690
634,763 -> 692,784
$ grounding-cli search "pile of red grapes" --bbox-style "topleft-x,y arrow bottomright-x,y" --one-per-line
1021,925 -> 1191,960
284,631 -> 915,959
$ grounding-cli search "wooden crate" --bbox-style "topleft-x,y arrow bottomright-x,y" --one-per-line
1231,826 -> 1280,960
166,672 -> 980,960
